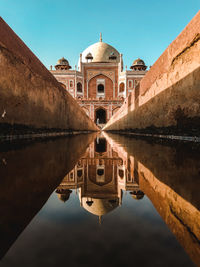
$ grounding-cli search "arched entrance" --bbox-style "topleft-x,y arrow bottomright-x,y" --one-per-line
95,108 -> 106,124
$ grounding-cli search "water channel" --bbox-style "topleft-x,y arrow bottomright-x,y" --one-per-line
0,133 -> 199,266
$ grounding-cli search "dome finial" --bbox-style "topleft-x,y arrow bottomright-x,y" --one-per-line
100,32 -> 102,42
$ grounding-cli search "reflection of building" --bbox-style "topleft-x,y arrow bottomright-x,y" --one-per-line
50,34 -> 147,126
56,135 -> 144,222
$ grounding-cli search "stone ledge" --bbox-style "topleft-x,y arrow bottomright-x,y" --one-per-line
107,131 -> 200,143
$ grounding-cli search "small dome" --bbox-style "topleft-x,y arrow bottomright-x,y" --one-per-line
56,188 -> 72,202
130,58 -> 147,71
55,57 -> 71,70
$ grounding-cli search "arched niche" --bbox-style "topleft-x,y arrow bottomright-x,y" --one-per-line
119,82 -> 125,93
77,82 -> 82,93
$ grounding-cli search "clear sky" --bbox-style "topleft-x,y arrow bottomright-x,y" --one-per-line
0,0 -> 199,70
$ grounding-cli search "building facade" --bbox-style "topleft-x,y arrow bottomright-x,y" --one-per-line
50,34 -> 147,126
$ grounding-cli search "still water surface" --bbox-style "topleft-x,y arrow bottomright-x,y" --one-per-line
0,133 -> 199,267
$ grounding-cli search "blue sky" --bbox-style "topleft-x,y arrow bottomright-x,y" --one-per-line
0,0 -> 199,70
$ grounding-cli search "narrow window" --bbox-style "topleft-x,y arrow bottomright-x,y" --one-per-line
118,169 -> 124,179
128,80 -> 133,89
77,82 -> 82,93
77,169 -> 83,177
69,80 -> 74,88
119,82 -> 125,92
97,84 -> 104,94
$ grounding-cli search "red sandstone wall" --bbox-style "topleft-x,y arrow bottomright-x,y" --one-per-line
104,11 -> 200,133
83,66 -> 119,99
0,17 -> 98,132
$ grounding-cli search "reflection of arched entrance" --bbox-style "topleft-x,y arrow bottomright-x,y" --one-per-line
95,108 -> 106,124
95,138 -> 107,153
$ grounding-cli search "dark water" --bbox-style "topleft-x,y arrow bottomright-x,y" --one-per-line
0,133 -> 199,267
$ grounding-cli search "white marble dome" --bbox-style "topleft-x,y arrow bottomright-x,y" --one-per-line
80,40 -> 120,64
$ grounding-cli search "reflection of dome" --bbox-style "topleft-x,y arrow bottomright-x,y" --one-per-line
55,57 -> 71,70
81,37 -> 120,64
130,58 -> 147,71
56,188 -> 72,202
130,190 -> 144,200
82,197 -> 119,216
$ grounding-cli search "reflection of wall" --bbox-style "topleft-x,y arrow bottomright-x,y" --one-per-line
105,133 -> 200,266
138,162 -> 200,267
0,133 -> 95,260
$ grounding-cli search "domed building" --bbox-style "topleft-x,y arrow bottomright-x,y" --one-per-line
50,34 -> 147,126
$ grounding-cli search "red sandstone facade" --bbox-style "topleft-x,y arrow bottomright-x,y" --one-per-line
50,35 -> 147,126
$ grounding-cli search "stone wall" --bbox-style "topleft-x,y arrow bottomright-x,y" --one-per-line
0,18 -> 98,133
104,11 -> 200,135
